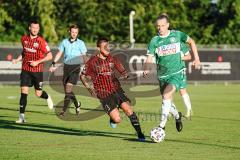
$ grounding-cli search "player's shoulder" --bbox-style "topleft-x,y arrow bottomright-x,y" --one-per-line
76,38 -> 85,44
87,55 -> 98,64
36,36 -> 47,42
150,35 -> 159,43
21,35 -> 29,41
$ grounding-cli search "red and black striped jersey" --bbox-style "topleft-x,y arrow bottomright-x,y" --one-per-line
83,54 -> 128,99
21,35 -> 51,72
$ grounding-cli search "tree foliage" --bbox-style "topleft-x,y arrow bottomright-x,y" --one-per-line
0,0 -> 239,44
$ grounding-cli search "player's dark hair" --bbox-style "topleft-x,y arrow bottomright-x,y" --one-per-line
29,19 -> 40,26
97,37 -> 109,47
156,13 -> 170,23
69,24 -> 79,31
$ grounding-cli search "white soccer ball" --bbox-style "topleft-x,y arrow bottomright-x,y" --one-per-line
150,127 -> 166,143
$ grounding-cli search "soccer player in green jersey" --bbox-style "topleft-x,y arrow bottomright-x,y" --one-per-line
143,14 -> 201,132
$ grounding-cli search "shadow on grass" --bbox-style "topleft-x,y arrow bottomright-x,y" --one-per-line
165,139 -> 240,150
0,119 -> 143,141
0,107 -> 54,115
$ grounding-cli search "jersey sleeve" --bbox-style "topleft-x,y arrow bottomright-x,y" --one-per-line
178,31 -> 190,43
40,38 -> 51,54
147,37 -> 156,56
58,40 -> 65,53
113,56 -> 128,76
79,41 -> 87,55
181,43 -> 190,55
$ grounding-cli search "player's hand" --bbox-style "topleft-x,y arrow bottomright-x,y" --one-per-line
49,66 -> 57,72
29,61 -> 40,67
12,59 -> 19,64
192,59 -> 201,69
143,70 -> 149,78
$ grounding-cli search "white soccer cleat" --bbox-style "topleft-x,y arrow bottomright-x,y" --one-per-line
16,114 -> 26,124
47,95 -> 54,110
185,109 -> 193,119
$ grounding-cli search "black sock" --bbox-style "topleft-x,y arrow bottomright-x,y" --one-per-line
70,92 -> 79,108
40,91 -> 49,99
19,93 -> 27,113
63,93 -> 72,112
128,112 -> 142,134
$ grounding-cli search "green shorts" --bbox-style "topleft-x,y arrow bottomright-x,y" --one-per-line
159,70 -> 186,94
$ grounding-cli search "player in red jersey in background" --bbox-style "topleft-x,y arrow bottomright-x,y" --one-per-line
80,37 -> 145,141
12,20 -> 53,123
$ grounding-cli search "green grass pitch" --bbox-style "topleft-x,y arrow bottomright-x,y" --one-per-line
0,84 -> 240,160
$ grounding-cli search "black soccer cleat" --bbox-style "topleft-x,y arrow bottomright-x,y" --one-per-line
75,101 -> 81,115
176,112 -> 183,132
59,111 -> 65,117
137,132 -> 145,142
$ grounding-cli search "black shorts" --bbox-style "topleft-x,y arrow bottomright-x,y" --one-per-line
20,70 -> 43,90
63,64 -> 81,85
100,88 -> 130,114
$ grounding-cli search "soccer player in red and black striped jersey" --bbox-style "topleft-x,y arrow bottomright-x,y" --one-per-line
12,20 -> 54,123
80,37 -> 145,141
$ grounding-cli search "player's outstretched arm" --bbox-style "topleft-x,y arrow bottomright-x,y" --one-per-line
187,38 -> 201,69
12,54 -> 22,64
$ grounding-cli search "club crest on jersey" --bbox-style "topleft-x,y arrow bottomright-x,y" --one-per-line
170,37 -> 176,43
33,42 -> 39,48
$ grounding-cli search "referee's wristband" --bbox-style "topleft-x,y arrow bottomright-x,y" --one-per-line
51,61 -> 56,67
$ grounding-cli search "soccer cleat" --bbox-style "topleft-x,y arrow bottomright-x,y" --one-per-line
109,118 -> 117,128
59,111 -> 65,117
184,109 -> 193,119
137,132 -> 145,142
15,114 -> 26,124
75,101 -> 81,115
175,112 -> 183,132
47,95 -> 54,110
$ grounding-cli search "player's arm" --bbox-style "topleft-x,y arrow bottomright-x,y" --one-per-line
29,52 -> 53,67
143,54 -> 154,77
113,57 -> 128,79
186,38 -> 201,69
12,54 -> 22,64
82,55 -> 89,64
80,74 -> 96,96
49,51 -> 63,72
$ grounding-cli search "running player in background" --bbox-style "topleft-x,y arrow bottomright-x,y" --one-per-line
143,14 -> 201,131
80,37 -> 145,141
49,24 -> 88,116
12,20 -> 53,123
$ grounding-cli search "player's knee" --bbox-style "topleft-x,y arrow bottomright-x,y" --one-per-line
112,117 -> 121,123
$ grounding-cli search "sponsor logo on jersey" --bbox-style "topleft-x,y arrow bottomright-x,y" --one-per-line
33,42 -> 39,48
156,42 -> 180,56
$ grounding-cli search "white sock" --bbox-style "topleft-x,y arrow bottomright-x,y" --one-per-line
170,103 -> 179,119
20,113 -> 25,120
182,93 -> 192,111
159,99 -> 171,128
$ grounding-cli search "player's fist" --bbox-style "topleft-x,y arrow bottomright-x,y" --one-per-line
192,59 -> 201,70
29,60 -> 40,67
143,70 -> 149,78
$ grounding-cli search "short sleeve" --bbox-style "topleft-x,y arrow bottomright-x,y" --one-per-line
113,56 -> 127,76
181,43 -> 190,55
147,37 -> 156,56
83,59 -> 94,77
79,41 -> 87,55
58,40 -> 65,53
40,38 -> 51,54
178,31 -> 189,43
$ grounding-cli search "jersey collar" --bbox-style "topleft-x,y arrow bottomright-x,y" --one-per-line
68,38 -> 78,43
158,30 -> 171,38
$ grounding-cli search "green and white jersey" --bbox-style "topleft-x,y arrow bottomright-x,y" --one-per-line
147,30 -> 189,79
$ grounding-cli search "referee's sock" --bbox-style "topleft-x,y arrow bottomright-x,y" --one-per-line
70,92 -> 79,108
19,93 -> 27,113
40,90 -> 49,99
63,93 -> 72,112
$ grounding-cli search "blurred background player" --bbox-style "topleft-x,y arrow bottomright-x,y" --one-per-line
12,20 -> 53,123
143,14 -> 201,131
80,37 -> 145,141
49,24 -> 88,116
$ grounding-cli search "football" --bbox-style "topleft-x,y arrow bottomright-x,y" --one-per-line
150,127 -> 166,143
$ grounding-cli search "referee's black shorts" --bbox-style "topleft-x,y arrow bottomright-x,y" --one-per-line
63,64 -> 81,85
100,88 -> 131,114
20,70 -> 43,90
